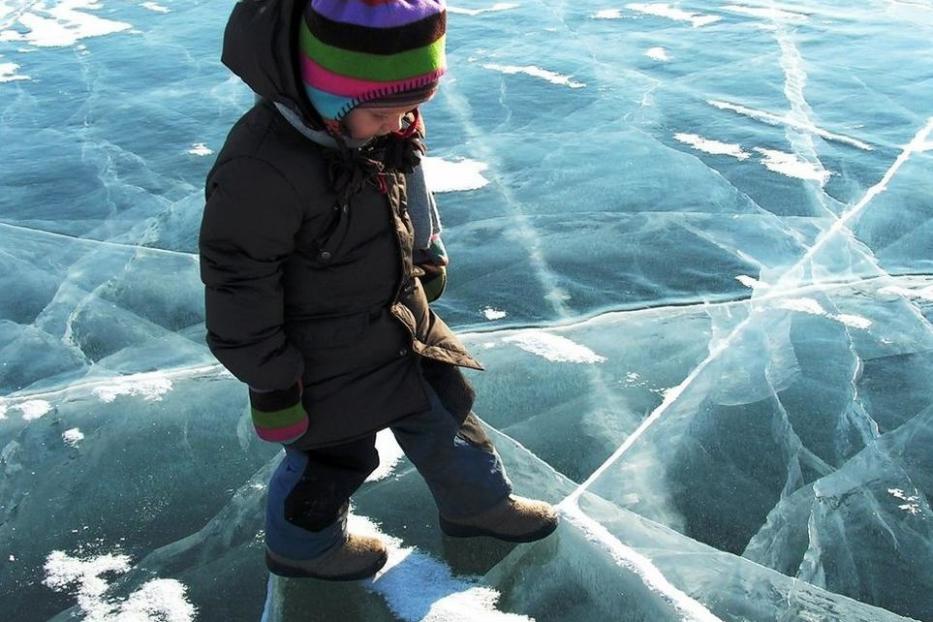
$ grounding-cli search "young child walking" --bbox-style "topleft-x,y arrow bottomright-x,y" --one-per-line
199,0 -> 558,581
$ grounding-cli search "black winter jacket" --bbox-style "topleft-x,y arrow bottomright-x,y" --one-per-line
198,0 -> 483,448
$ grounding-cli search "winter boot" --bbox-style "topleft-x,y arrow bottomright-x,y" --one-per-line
438,495 -> 559,543
265,533 -> 388,581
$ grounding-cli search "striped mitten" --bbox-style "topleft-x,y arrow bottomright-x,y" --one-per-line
248,381 -> 309,445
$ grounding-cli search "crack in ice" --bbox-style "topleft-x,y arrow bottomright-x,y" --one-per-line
562,115 -> 933,530
707,100 -> 874,152
0,221 -> 198,259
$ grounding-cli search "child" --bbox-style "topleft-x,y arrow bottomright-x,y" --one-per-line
199,0 -> 558,581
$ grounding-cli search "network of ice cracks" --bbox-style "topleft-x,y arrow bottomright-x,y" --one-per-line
1,0 -> 932,621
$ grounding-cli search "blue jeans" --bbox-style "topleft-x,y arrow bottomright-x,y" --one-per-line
265,368 -> 513,561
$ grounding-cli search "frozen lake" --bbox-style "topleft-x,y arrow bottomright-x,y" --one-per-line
1,1 -> 932,620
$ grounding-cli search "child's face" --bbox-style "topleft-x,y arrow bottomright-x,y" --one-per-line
344,105 -> 414,141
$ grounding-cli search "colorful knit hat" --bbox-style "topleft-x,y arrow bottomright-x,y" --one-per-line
299,0 -> 447,128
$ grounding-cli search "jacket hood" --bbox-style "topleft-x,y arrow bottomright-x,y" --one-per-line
273,100 -> 375,150
222,0 -> 326,131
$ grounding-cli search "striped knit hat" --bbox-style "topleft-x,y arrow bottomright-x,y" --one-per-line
299,0 -> 447,129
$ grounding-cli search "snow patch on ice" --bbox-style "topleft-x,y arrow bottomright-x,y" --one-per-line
708,99 -> 873,151
0,59 -> 29,82
778,298 -> 871,329
348,514 -> 532,621
43,550 -> 196,621
754,147 -> 831,185
888,488 -> 922,516
481,63 -> 586,89
720,4 -> 809,22
140,2 -> 170,13
899,503 -> 922,516
447,3 -> 518,16
736,274 -> 760,288
367,430 -> 406,482
623,372 -> 669,396
834,314 -> 872,329
594,8 -> 624,19
503,331 -> 607,364
675,133 -> 750,159
779,298 -> 827,316
2,1 -> 133,48
422,156 -> 490,192
63,428 -> 85,447
483,307 -> 508,320
187,143 -> 213,156
116,579 -> 196,621
19,399 -> 53,421
626,3 -> 721,27
645,46 -> 670,61
879,284 -> 933,301
92,372 -> 173,402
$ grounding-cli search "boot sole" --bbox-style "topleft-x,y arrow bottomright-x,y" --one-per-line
265,550 -> 388,581
438,515 -> 559,543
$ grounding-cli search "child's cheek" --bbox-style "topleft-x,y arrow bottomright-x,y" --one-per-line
352,120 -> 378,140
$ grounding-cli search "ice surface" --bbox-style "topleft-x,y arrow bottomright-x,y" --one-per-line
2,0 -> 932,620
